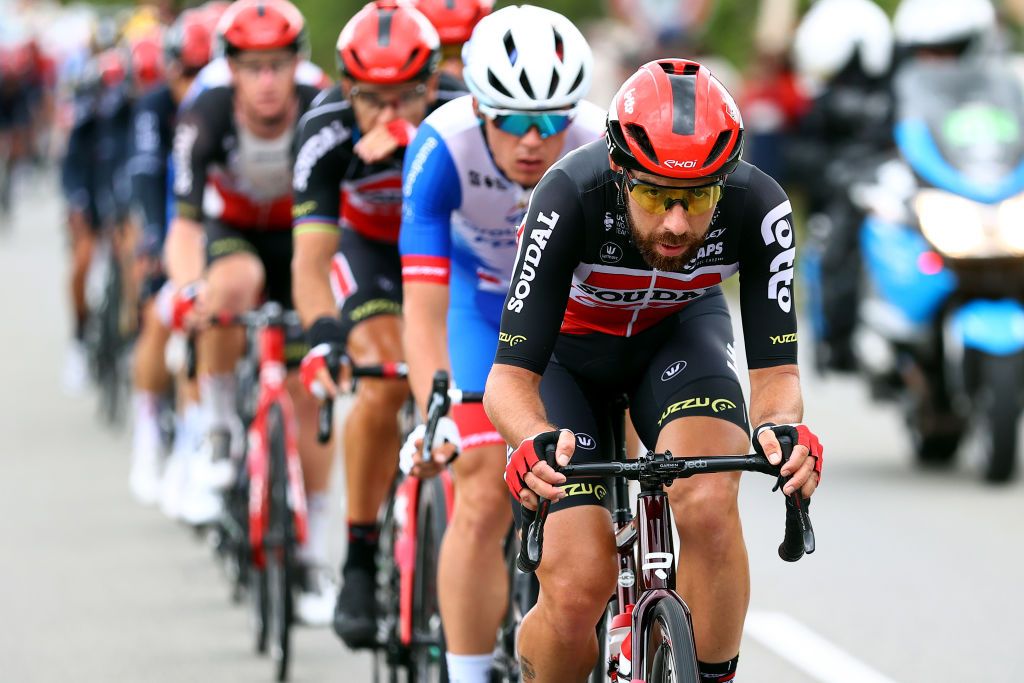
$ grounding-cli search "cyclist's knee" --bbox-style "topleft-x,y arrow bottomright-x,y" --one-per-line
354,376 -> 408,415
206,256 -> 263,311
668,476 -> 742,546
450,458 -> 511,543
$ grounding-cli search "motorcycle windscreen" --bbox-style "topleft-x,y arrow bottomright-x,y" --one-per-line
861,215 -> 956,325
894,59 -> 1024,204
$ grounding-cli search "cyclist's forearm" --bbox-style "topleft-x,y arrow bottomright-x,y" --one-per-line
748,364 -> 804,428
484,363 -> 554,447
164,217 -> 205,287
292,231 -> 341,327
402,283 -> 450,416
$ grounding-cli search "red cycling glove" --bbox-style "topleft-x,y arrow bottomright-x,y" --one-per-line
169,283 -> 201,332
753,423 -> 824,481
504,429 -> 566,501
299,343 -> 333,399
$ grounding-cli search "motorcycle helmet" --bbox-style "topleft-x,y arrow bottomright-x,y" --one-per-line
793,0 -> 893,85
893,0 -> 995,54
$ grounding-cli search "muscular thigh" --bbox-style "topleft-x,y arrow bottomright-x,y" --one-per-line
629,289 -> 749,448
333,229 -> 402,344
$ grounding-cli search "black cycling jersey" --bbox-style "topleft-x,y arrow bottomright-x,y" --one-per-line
62,87 -> 99,225
172,84 -> 320,230
291,81 -> 464,244
94,82 -> 134,224
129,84 -> 176,257
494,140 -> 799,376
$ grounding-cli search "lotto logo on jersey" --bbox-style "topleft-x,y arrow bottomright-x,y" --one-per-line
173,123 -> 199,196
294,119 -> 350,192
760,201 -> 795,313
507,211 -> 559,313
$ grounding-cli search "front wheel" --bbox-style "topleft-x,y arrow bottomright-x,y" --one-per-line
644,600 -> 699,683
410,476 -> 449,682
266,403 -> 295,681
976,352 -> 1022,483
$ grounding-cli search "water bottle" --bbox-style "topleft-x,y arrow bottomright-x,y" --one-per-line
606,604 -> 634,679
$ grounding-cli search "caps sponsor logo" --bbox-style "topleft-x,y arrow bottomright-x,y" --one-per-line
172,122 -> 199,196
600,242 -> 623,264
661,360 -> 687,381
498,332 -> 527,346
507,210 -> 559,313
576,432 -> 596,450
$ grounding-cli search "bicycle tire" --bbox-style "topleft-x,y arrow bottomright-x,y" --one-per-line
375,475 -> 414,682
251,566 -> 269,654
266,403 -> 294,681
644,599 -> 699,683
97,251 -> 127,427
410,476 -> 449,683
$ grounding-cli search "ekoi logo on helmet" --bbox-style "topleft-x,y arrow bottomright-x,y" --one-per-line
663,159 -> 697,169
623,88 -> 636,114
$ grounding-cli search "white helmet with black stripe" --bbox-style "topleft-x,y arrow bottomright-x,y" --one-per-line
461,4 -> 593,111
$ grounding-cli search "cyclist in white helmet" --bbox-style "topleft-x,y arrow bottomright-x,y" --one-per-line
399,6 -> 603,681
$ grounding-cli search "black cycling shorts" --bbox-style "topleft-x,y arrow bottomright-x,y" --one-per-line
332,228 -> 402,344
206,219 -> 293,307
539,288 -> 749,514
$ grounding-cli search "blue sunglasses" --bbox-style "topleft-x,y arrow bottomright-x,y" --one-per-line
478,103 -> 576,139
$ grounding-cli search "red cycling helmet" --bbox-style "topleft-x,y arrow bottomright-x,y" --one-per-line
166,9 -> 214,71
413,0 -> 492,46
606,59 -> 744,180
131,36 -> 165,90
97,49 -> 128,87
217,0 -> 308,56
336,0 -> 440,84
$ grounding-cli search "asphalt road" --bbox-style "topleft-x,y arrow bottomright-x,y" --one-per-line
2,177 -> 1022,682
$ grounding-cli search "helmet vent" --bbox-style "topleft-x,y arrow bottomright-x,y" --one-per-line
702,130 -> 733,169
547,69 -> 560,98
378,9 -> 394,47
569,65 -> 585,94
519,71 -> 535,98
682,63 -> 700,75
348,49 -> 366,72
401,47 -> 422,74
487,69 -> 513,98
503,30 -> 518,65
553,28 -> 564,62
625,124 -> 659,165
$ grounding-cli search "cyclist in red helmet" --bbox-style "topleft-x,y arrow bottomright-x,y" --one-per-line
126,8 -> 214,510
485,59 -> 824,681
413,0 -> 492,80
290,0 -> 458,649
162,0 -> 335,625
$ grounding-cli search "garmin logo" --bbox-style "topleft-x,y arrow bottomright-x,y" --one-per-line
599,242 -> 623,264
507,211 -> 559,313
576,433 -> 596,450
661,360 -> 687,381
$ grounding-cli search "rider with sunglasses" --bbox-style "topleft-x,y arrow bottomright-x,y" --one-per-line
398,6 -> 601,681
485,59 -> 825,682
290,0 -> 462,649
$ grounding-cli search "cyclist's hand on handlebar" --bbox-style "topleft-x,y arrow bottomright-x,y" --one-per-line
168,282 -> 205,332
753,423 -> 823,498
399,418 -> 461,479
504,429 -> 575,511
300,343 -> 340,400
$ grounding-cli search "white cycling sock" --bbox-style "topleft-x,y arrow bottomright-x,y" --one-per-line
445,653 -> 494,683
299,491 -> 332,567
133,391 -> 160,433
200,373 -> 236,432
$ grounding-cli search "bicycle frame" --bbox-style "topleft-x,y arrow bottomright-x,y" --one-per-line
245,316 -> 307,569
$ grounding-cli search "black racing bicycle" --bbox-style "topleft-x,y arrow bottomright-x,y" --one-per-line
518,400 -> 815,683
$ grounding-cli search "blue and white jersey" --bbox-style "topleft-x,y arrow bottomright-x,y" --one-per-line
399,95 -> 604,328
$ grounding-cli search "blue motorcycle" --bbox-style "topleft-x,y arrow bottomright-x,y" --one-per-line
807,58 -> 1024,483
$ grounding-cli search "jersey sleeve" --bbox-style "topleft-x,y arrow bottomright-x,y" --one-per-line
493,169 -> 584,375
170,96 -> 217,222
398,123 -> 460,285
129,96 -> 168,255
291,108 -> 348,236
738,168 -> 799,369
